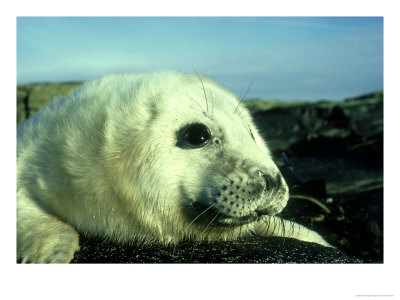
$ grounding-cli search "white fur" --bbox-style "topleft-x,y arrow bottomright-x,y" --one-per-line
17,71 -> 331,263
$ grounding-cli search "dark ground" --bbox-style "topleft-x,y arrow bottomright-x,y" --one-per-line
71,235 -> 370,263
255,92 -> 383,263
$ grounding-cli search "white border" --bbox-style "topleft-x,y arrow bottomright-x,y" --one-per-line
2,1 -> 399,299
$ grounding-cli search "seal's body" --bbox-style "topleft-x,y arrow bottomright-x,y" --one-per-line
17,71 -> 330,263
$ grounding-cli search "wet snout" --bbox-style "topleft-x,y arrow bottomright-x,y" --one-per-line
261,171 -> 283,193
255,169 -> 289,216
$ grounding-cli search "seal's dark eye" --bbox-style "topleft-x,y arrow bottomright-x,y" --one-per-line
176,123 -> 211,149
184,123 -> 210,147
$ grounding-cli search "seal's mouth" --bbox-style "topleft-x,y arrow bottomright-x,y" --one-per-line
192,201 -> 265,226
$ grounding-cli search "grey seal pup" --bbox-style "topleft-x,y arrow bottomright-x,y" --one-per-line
17,71 -> 331,263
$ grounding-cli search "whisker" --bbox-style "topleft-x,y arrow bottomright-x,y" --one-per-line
209,88 -> 215,115
233,78 -> 255,115
183,184 -> 224,189
214,170 -> 233,184
195,70 -> 209,113
202,210 -> 221,238
185,202 -> 217,232
279,215 -> 286,247
185,94 -> 207,115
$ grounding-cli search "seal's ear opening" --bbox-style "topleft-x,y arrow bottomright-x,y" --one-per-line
176,123 -> 211,149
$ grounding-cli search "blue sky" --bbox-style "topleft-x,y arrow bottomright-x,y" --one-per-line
17,17 -> 383,101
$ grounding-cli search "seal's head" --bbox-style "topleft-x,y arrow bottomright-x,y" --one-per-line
101,71 -> 289,241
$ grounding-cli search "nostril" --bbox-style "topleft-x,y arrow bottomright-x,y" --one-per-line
262,173 -> 272,189
262,173 -> 284,192
251,168 -> 265,178
275,175 -> 282,187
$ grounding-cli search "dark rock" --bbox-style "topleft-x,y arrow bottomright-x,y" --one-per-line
250,92 -> 383,152
71,235 -> 372,264
16,82 -> 83,124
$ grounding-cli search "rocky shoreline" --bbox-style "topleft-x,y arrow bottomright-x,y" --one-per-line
17,82 -> 383,263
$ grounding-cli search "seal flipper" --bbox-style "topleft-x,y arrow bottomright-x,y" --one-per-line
17,189 -> 80,263
254,215 -> 333,247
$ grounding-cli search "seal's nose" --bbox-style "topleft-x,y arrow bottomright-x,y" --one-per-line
258,170 -> 283,193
